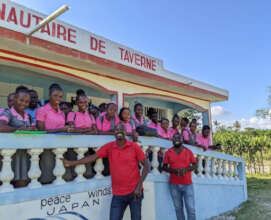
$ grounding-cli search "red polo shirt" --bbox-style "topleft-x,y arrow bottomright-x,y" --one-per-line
163,147 -> 197,185
96,140 -> 146,196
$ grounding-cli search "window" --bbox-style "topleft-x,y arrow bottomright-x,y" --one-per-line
144,106 -> 166,120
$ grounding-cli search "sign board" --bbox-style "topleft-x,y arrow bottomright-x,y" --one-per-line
0,0 -> 162,74
0,182 -> 155,220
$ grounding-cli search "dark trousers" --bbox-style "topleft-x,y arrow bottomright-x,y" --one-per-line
110,192 -> 143,220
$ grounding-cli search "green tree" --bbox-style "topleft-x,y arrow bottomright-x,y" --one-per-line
178,108 -> 201,122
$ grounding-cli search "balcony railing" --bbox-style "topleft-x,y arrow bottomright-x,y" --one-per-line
0,133 -> 246,194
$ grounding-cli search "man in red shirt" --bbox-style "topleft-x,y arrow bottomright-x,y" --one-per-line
62,124 -> 150,220
163,133 -> 197,220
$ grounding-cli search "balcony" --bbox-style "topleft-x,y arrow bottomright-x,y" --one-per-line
0,133 -> 247,220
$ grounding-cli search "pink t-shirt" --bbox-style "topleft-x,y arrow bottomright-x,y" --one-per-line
96,114 -> 120,132
0,107 -> 30,123
120,121 -> 136,133
148,122 -> 161,130
0,108 -> 4,115
157,126 -> 171,139
197,133 -> 211,150
100,112 -> 106,117
169,127 -> 179,139
183,129 -> 197,143
36,103 -> 65,130
67,111 -> 96,128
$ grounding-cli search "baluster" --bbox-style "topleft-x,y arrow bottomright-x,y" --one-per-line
161,148 -> 168,174
211,157 -> 217,178
53,148 -> 67,185
141,146 -> 149,172
94,147 -> 104,179
228,161 -> 233,180
204,156 -> 211,178
151,146 -> 160,175
222,160 -> 227,179
74,148 -> 88,182
28,148 -> 43,188
233,162 -> 239,180
0,149 -> 16,192
197,155 -> 204,178
192,154 -> 197,178
217,159 -> 222,179
142,146 -> 149,156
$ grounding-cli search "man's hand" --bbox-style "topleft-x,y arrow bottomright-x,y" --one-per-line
133,184 -> 142,199
176,168 -> 186,176
60,158 -> 73,167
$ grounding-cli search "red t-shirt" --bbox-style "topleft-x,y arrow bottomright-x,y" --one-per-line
163,147 -> 197,185
96,140 -> 146,196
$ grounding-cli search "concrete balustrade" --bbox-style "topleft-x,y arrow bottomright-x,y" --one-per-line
0,133 -> 247,220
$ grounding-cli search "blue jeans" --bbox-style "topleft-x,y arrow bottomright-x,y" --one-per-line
170,184 -> 196,220
110,192 -> 144,220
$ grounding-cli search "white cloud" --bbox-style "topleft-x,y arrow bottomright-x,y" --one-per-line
213,117 -> 271,130
211,106 -> 231,117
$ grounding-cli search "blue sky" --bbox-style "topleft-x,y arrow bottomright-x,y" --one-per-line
12,0 -> 271,128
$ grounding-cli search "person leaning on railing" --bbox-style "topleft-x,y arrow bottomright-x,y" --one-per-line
0,86 -> 37,188
196,125 -> 221,151
61,124 -> 150,220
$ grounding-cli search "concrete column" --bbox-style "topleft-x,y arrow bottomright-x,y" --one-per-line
111,93 -> 123,111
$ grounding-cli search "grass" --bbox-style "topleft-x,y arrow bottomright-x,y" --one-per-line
225,174 -> 271,220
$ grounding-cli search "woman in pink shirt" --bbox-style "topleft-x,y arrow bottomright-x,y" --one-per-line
132,103 -> 148,128
119,107 -> 136,134
147,108 -> 161,130
36,84 -> 67,132
36,84 -> 67,184
180,117 -> 189,134
183,121 -> 198,145
67,90 -> 97,133
197,125 -> 221,151
158,118 -> 171,139
169,114 -> 180,139
96,102 -> 119,134
118,107 -> 139,142
0,87 -> 36,187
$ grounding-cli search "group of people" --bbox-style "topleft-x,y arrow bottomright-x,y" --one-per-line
0,83 -> 219,151
0,83 -> 220,220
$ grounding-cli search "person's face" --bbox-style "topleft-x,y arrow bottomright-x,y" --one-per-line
180,119 -> 187,128
121,109 -> 130,122
14,93 -> 30,112
50,90 -> 63,106
161,120 -> 169,130
114,124 -> 126,140
135,105 -> 143,117
203,129 -> 210,138
60,104 -> 70,115
7,94 -> 15,108
77,96 -> 88,112
173,134 -> 183,148
151,113 -> 158,123
100,104 -> 107,113
29,91 -> 39,109
107,104 -> 117,118
172,117 -> 180,128
190,123 -> 197,133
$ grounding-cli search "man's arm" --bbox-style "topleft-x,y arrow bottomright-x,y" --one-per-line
61,154 -> 99,167
162,164 -> 178,174
134,158 -> 150,198
184,162 -> 198,173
